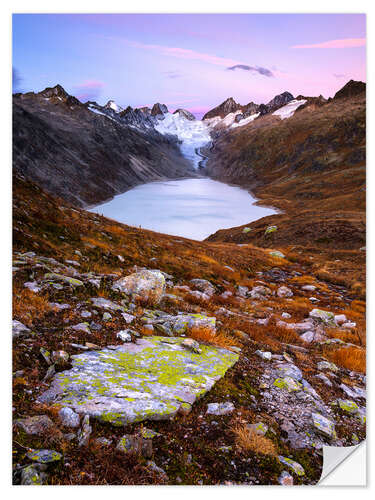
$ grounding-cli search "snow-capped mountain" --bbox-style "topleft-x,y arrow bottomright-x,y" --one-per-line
104,100 -> 124,113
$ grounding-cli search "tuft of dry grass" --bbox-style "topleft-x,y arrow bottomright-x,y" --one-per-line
324,346 -> 366,373
13,287 -> 53,327
233,424 -> 277,456
188,325 -> 240,350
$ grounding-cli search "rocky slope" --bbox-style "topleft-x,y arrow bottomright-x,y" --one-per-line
13,86 -> 195,207
205,82 -> 365,253
12,174 -> 366,485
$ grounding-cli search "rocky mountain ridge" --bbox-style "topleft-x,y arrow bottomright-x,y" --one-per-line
13,85 -> 196,207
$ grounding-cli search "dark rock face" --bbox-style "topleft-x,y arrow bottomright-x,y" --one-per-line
242,101 -> 259,118
203,97 -> 241,120
334,80 -> 366,99
13,86 -> 195,208
266,91 -> 294,112
151,103 -> 168,117
173,109 -> 196,121
119,106 -> 156,128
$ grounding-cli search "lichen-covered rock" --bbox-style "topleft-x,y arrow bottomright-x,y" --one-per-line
265,225 -> 278,235
242,227 -> 251,234
336,399 -> 359,415
311,412 -> 336,439
38,337 -> 238,426
309,308 -> 336,326
44,272 -> 83,287
317,361 -> 338,372
278,456 -> 305,476
172,313 -> 216,335
26,449 -> 62,464
112,270 -> 165,305
273,377 -> 302,392
269,250 -> 285,259
20,464 -> 48,485
146,460 -> 168,481
275,363 -> 303,381
72,323 -> 91,334
246,422 -> 268,436
206,402 -> 235,415
15,415 -> 55,436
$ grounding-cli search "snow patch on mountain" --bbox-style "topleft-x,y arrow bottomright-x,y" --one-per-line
231,112 -> 260,128
155,112 -> 211,169
272,99 -> 307,120
204,110 -> 243,129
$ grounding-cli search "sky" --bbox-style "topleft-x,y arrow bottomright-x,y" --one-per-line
12,14 -> 366,118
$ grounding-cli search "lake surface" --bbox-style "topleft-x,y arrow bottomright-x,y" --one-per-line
91,178 -> 276,241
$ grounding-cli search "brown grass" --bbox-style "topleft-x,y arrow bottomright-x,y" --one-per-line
13,287 -> 53,327
324,346 -> 366,373
188,325 -> 240,350
233,424 -> 277,456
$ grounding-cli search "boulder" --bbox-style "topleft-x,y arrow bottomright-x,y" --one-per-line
12,320 -> 30,339
311,412 -> 336,439
59,407 -> 80,428
309,309 -> 336,326
15,415 -> 55,436
189,278 -> 215,296
38,337 -> 238,425
278,456 -> 305,476
113,270 -> 165,305
116,434 -> 153,458
26,449 -> 62,464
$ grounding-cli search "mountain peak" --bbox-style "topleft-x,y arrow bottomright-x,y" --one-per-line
203,97 -> 241,120
334,80 -> 366,100
104,100 -> 123,113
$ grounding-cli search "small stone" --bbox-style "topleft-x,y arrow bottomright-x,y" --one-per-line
102,312 -> 112,321
278,456 -> 305,476
281,312 -> 291,319
40,347 -> 52,365
315,373 -> 332,387
181,338 -> 201,354
116,434 -> 153,458
309,309 -> 336,326
301,285 -> 316,292
85,342 -> 101,349
117,330 -> 132,342
72,323 -> 91,334
300,331 -> 315,343
27,449 -> 62,464
94,437 -> 112,447
342,321 -> 356,329
311,412 -> 336,439
122,312 -> 135,324
255,350 -> 272,361
112,270 -> 165,305
269,250 -> 285,259
206,402 -> 234,415
140,428 -> 161,439
59,407 -> 80,428
265,225 -> 277,235
146,460 -> 168,481
80,310 -> 92,318
317,361 -> 338,372
278,471 -> 293,485
15,415 -> 55,436
77,415 -> 92,447
277,286 -> 293,298
334,314 -> 347,325
51,350 -> 69,366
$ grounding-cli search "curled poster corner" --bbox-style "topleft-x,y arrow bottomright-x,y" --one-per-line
318,441 -> 366,486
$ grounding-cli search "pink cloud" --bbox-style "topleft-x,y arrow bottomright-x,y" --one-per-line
292,38 -> 366,49
72,80 -> 105,102
126,39 -> 243,67
74,79 -> 105,89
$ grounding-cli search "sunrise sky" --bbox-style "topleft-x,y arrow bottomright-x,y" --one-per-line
12,13 -> 366,118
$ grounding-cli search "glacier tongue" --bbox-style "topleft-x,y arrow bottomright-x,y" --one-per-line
155,113 -> 211,169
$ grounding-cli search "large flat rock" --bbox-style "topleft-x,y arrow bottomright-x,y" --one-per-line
38,337 -> 238,425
